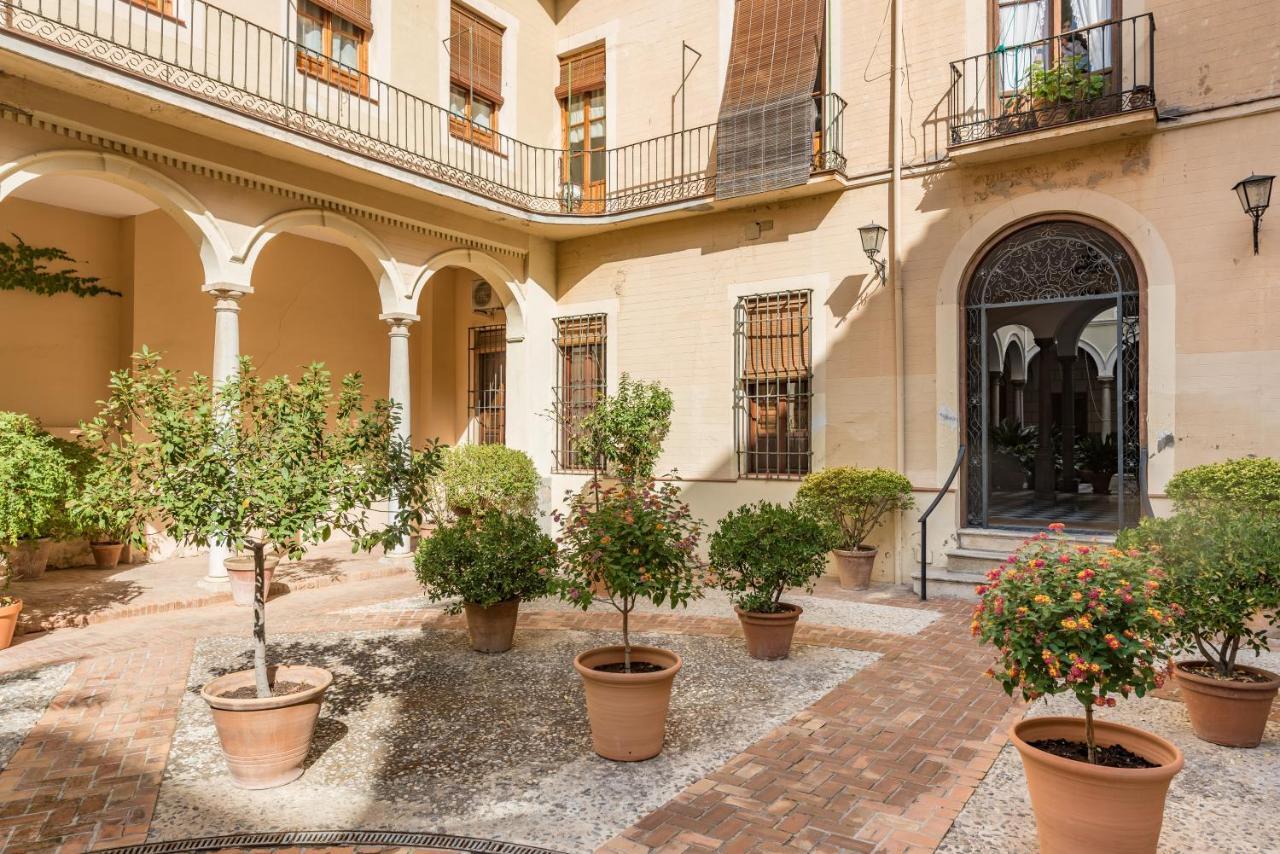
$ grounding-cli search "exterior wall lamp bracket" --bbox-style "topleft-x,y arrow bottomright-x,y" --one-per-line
1233,174 -> 1274,255
859,221 -> 888,284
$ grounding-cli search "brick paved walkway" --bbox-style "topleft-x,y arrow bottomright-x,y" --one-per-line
0,574 -> 1019,854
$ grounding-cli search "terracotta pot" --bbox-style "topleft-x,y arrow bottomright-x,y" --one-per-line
833,547 -> 876,590
573,644 -> 681,761
1011,716 -> 1183,854
735,603 -> 803,660
1173,660 -> 1280,748
0,600 -> 21,650
200,664 -> 332,789
90,541 -> 125,570
5,539 -> 52,580
463,597 -> 520,653
224,555 -> 281,607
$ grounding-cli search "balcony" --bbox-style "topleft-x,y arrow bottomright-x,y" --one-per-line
0,0 -> 847,218
947,14 -> 1156,163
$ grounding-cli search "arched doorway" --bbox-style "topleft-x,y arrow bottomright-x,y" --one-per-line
963,219 -> 1141,533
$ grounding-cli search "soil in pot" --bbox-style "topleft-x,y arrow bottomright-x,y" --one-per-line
223,555 -> 280,607
1011,715 -> 1183,854
833,547 -> 876,590
201,664 -> 332,789
574,645 -> 681,761
736,603 -> 803,660
90,541 -> 125,570
1027,738 -> 1157,769
1173,660 -> 1280,748
0,600 -> 21,650
462,598 -> 520,653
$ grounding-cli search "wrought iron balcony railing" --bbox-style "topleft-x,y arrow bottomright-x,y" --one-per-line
948,13 -> 1155,148
0,0 -> 846,217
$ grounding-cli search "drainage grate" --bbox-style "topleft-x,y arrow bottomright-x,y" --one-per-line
99,830 -> 567,854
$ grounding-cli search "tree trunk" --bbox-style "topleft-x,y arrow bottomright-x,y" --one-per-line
253,543 -> 270,698
622,603 -> 631,673
1084,702 -> 1097,765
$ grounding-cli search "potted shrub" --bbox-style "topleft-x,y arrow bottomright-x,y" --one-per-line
0,412 -> 74,579
795,466 -> 914,590
1025,55 -> 1106,126
83,350 -> 436,788
415,510 -> 556,653
437,444 -> 540,519
0,560 -> 19,650
708,501 -> 834,660
573,373 -> 674,486
974,523 -> 1184,852
555,479 -> 702,761
67,453 -> 148,570
1076,434 -> 1118,495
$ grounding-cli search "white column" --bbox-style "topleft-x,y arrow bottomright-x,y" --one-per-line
204,289 -> 244,586
384,315 -> 414,557
1100,377 -> 1114,438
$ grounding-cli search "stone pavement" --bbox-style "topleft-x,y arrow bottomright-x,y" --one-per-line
0,571 -> 1020,854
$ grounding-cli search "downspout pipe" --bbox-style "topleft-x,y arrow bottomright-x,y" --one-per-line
889,0 -> 907,578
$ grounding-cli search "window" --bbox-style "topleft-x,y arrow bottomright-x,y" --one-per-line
558,46 -> 606,212
449,3 -> 505,149
296,0 -> 371,96
993,0 -> 1118,95
468,325 -> 507,445
735,291 -> 812,478
126,0 -> 176,17
554,314 -> 607,471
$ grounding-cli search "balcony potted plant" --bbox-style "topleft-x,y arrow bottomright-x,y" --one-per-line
437,444 -> 540,519
0,412 -> 74,580
974,523 -> 1184,852
415,510 -> 556,653
708,500 -> 834,660
82,349 -> 435,788
794,466 -> 914,590
1076,433 -> 1118,496
556,478 -> 702,761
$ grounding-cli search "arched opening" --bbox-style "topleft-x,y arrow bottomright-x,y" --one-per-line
963,219 -> 1143,533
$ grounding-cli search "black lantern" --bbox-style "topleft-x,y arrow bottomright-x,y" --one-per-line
858,222 -> 888,281
1233,174 -> 1274,255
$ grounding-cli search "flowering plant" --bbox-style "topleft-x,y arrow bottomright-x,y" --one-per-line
973,523 -> 1180,763
553,479 -> 702,671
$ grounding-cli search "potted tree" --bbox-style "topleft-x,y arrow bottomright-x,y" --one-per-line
83,350 -> 436,788
794,467 -> 914,590
0,412 -> 74,580
1076,434 -> 1118,495
708,501 -> 834,660
415,510 -> 556,653
437,444 -> 541,519
974,523 -> 1184,852
67,454 -> 147,570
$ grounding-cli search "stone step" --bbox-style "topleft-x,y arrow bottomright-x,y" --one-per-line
944,547 -> 1011,576
956,526 -> 1115,553
909,566 -> 985,601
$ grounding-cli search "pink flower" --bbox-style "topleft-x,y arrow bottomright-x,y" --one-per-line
1058,554 -> 1072,564
1048,522 -> 1066,532
569,588 -> 581,600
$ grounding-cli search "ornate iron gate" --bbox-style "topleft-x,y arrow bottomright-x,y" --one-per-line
964,221 -> 1142,531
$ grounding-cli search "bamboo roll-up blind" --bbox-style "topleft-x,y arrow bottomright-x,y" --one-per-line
451,3 -> 505,105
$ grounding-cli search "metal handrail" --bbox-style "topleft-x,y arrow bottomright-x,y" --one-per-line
918,444 -> 965,602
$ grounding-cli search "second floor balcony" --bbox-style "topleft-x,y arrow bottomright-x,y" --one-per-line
0,0 -> 848,219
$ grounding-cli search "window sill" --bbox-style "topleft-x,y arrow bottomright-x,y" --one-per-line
123,1 -> 186,26
295,51 -> 375,101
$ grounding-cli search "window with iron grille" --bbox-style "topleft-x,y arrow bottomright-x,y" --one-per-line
735,291 -> 812,478
554,314 -> 607,471
468,324 -> 506,445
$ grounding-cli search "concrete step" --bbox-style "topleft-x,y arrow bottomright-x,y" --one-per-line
944,547 -> 1012,576
909,566 -> 985,601
956,526 -> 1115,553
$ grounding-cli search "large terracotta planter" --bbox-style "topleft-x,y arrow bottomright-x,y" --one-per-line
5,539 -> 52,580
1011,716 -> 1184,854
463,597 -> 520,653
574,645 -> 681,761
735,603 -> 802,660
833,546 -> 876,590
224,555 -> 281,607
90,541 -> 125,570
0,600 -> 21,650
1173,660 -> 1280,748
200,664 -> 332,789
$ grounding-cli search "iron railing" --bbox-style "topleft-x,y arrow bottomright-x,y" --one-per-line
0,0 -> 847,216
918,443 -> 965,602
948,14 -> 1155,147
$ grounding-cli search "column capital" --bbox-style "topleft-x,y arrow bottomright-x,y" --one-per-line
381,312 -> 418,336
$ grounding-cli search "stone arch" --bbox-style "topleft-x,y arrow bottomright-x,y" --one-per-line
0,150 -> 237,285
238,210 -> 405,312
408,247 -> 526,338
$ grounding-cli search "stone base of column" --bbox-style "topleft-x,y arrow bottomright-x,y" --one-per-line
198,542 -> 232,589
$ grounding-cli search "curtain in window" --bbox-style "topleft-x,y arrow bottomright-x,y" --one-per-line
997,0 -> 1047,92
1065,0 -> 1114,72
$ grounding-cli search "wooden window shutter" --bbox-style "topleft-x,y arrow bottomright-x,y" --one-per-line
451,3 -> 505,106
716,0 -> 824,200
309,0 -> 372,31
742,292 -> 811,379
556,45 -> 606,99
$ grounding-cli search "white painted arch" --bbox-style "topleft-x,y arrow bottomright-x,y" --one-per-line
408,247 -> 527,338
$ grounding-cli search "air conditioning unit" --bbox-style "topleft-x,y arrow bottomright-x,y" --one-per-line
471,279 -> 500,314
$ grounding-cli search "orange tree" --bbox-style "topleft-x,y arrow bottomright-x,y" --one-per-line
972,524 -> 1180,763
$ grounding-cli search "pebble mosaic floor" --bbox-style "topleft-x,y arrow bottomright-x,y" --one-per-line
0,662 -> 73,770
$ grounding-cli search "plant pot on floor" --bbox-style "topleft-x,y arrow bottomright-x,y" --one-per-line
463,598 -> 520,653
1172,660 -> 1280,748
735,603 -> 803,660
833,547 -> 876,590
573,645 -> 681,761
200,664 -> 332,789
1011,716 -> 1184,854
90,541 -> 125,570
224,555 -> 281,607
5,539 -> 52,580
0,600 -> 21,650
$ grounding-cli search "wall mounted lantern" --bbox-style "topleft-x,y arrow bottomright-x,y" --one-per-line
859,221 -> 888,282
1233,174 -> 1274,255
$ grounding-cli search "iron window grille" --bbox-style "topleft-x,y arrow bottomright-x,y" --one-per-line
734,290 -> 813,478
553,314 -> 607,471
468,324 -> 507,445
